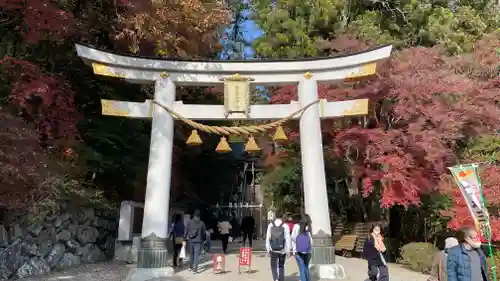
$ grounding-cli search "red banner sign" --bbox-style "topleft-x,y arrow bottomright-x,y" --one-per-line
212,254 -> 225,274
238,247 -> 252,273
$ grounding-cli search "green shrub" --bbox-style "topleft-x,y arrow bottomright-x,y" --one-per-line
27,177 -> 115,222
397,242 -> 438,274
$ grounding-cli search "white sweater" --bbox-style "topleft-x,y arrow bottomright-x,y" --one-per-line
265,219 -> 292,254
291,224 -> 313,254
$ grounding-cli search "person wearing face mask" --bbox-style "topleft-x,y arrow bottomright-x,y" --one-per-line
362,224 -> 389,281
447,227 -> 490,281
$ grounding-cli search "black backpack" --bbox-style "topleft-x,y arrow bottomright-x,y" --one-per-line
269,222 -> 286,251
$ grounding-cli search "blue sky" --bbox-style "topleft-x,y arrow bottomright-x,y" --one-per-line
219,9 -> 263,59
240,10 -> 263,58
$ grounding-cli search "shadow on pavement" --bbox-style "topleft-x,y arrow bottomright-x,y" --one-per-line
148,277 -> 189,281
285,272 -> 301,281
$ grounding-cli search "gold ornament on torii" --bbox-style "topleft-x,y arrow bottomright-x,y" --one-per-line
186,73 -> 287,153
219,73 -> 254,118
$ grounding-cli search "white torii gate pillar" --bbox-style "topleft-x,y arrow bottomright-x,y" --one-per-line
75,43 -> 392,280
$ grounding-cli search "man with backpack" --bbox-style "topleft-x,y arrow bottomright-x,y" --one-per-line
183,210 -> 206,273
265,211 -> 292,281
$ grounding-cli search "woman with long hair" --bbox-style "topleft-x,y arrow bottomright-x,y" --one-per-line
291,213 -> 313,281
169,213 -> 185,267
362,224 -> 389,281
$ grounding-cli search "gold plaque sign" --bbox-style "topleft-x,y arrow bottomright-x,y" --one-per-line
92,63 -> 126,78
342,99 -> 369,116
101,99 -> 129,116
220,73 -> 254,118
345,62 -> 377,80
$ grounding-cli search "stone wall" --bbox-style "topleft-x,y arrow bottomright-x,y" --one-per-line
0,203 -> 118,280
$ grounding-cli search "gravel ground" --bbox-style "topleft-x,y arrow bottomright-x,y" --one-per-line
21,253 -> 429,281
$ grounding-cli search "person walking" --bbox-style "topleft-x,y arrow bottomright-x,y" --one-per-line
291,213 -> 313,281
184,210 -> 206,273
362,224 -> 389,281
265,210 -> 292,281
169,213 -> 185,267
203,228 -> 213,254
447,227 -> 491,281
241,215 -> 256,247
230,212 -> 241,243
427,237 -> 459,281
218,215 -> 232,254
285,214 -> 296,234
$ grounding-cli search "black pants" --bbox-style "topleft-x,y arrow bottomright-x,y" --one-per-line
270,252 -> 286,281
242,230 -> 253,247
172,242 -> 183,267
220,234 -> 229,253
368,264 -> 389,281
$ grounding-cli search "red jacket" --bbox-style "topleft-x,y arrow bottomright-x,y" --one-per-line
286,221 -> 295,233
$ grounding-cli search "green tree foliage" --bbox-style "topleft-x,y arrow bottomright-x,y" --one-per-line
261,154 -> 302,213
251,0 -> 344,58
251,0 -> 499,56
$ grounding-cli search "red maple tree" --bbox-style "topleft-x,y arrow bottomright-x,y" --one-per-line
0,57 -> 81,143
268,33 -> 500,238
0,0 -> 77,43
0,0 -> 92,208
0,112 -> 56,208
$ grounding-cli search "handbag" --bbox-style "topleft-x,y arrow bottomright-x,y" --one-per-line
179,243 -> 187,259
175,237 -> 184,244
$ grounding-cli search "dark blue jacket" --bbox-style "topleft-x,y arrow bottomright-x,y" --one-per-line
447,244 -> 490,281
169,222 -> 185,239
362,239 -> 387,267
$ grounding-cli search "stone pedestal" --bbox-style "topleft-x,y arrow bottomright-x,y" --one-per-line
125,234 -> 174,281
125,267 -> 175,281
136,235 -> 169,268
309,236 -> 346,280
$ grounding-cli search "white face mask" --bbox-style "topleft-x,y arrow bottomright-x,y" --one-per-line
466,238 -> 481,248
470,241 -> 482,248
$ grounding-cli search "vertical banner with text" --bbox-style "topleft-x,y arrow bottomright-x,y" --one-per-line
449,163 -> 497,281
238,247 -> 252,274
448,164 -> 489,236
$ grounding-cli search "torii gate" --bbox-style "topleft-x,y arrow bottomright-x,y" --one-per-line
75,44 -> 392,281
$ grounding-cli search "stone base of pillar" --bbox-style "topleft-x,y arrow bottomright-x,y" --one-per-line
125,267 -> 175,281
125,234 -> 175,281
309,235 -> 346,280
309,264 -> 346,280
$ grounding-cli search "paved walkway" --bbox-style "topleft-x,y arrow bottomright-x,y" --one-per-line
22,253 -> 429,281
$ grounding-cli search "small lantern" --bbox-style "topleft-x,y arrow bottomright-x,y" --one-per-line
244,136 -> 261,153
215,136 -> 232,153
186,129 -> 203,146
273,125 -> 288,141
